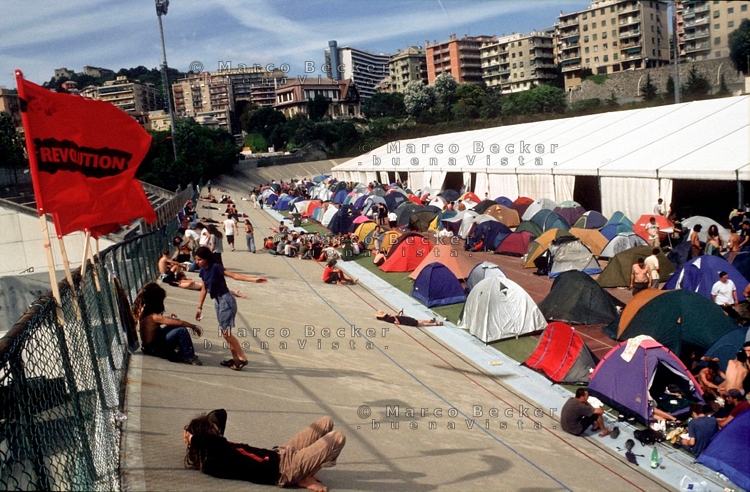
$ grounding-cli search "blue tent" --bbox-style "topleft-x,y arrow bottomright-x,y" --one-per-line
353,194 -> 368,210
465,220 -> 511,251
273,195 -> 293,211
599,222 -> 634,241
697,409 -> 750,491
494,196 -> 513,207
333,190 -> 349,204
602,211 -> 633,229
411,263 -> 466,307
530,209 -> 570,232
663,255 -> 748,302
701,328 -> 748,372
264,193 -> 278,206
573,210 -> 608,229
384,192 -> 407,211
730,251 -> 750,283
328,204 -> 358,235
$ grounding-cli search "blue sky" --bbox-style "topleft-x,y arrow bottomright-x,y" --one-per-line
1,0 -> 591,89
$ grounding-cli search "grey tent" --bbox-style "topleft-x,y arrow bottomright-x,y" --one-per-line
547,237 -> 602,278
539,270 -> 624,325
465,261 -> 506,292
599,233 -> 648,259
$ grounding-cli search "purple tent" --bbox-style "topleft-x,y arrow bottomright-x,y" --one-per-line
411,263 -> 466,307
573,210 -> 607,229
554,205 -> 586,226
588,339 -> 704,424
663,255 -> 748,302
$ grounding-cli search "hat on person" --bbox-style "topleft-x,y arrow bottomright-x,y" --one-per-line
725,389 -> 744,399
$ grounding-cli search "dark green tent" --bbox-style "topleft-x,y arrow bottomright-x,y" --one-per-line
539,270 -> 624,325
597,246 -> 675,288
609,290 -> 738,356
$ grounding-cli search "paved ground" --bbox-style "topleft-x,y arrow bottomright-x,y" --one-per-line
120,182 -> 685,492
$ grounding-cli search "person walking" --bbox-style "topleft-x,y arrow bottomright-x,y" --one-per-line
223,214 -> 238,252
244,219 -> 256,253
206,224 -> 224,266
194,247 -> 267,370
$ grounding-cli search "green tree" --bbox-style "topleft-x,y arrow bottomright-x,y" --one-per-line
403,80 -> 435,121
641,73 -> 658,101
665,75 -> 676,102
682,65 -> 711,100
718,73 -> 730,95
432,72 -> 458,121
479,90 -> 503,120
307,94 -> 330,121
0,112 -> 26,169
362,92 -> 405,119
241,106 -> 286,140
503,84 -> 566,116
729,19 -> 750,74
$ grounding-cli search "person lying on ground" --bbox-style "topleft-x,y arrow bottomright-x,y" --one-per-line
132,282 -> 203,365
375,310 -> 444,326
184,410 -> 345,492
322,260 -> 356,285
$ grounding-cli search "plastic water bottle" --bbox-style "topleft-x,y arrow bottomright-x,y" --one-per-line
651,446 -> 659,469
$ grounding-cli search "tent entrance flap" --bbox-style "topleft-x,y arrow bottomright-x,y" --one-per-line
649,362 -> 697,414
573,175 -> 601,213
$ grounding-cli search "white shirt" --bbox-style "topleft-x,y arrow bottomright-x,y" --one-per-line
711,279 -> 736,305
645,222 -> 660,240
653,203 -> 664,216
644,255 -> 660,280
223,218 -> 236,236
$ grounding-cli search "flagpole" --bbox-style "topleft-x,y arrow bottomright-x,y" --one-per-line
53,217 -> 82,320
85,232 -> 101,292
80,230 -> 91,291
15,69 -> 63,314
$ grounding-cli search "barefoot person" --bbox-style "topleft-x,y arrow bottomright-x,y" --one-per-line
560,388 -> 613,437
322,259 -> 357,285
194,246 -> 267,371
184,409 -> 345,492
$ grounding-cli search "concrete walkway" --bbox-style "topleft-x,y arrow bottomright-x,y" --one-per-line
122,183 -> 698,491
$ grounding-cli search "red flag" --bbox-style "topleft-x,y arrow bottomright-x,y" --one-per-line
15,70 -> 157,236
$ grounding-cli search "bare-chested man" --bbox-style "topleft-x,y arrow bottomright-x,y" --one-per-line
158,249 -> 186,285
723,351 -> 749,395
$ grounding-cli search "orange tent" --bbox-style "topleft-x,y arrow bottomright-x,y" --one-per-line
568,227 -> 609,256
461,192 -> 481,203
523,228 -> 573,268
484,204 -> 521,228
409,245 -> 482,280
632,214 -> 672,242
616,289 -> 667,338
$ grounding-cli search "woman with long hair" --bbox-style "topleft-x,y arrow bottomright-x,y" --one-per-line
206,224 -> 224,265
194,246 -> 266,370
705,224 -> 724,256
244,219 -> 256,253
132,282 -> 203,365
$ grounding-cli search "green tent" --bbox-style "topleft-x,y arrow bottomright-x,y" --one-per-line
597,246 -> 675,288
610,290 -> 738,356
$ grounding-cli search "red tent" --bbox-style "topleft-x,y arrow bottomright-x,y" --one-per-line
632,214 -> 672,242
510,196 -> 534,218
380,232 -> 434,272
524,322 -> 598,384
496,231 -> 535,256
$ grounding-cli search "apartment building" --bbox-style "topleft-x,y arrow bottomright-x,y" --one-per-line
425,34 -> 496,84
274,78 -> 360,119
0,89 -> 21,127
80,76 -> 162,126
220,66 -> 287,107
325,41 -> 390,101
172,72 -> 235,133
480,32 -> 557,93
556,0 -> 669,90
388,46 -> 428,93
676,0 -> 750,61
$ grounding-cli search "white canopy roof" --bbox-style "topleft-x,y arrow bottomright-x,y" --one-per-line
332,96 -> 750,181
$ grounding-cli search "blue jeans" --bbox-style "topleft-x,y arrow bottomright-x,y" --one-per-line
246,233 -> 256,252
162,326 -> 195,359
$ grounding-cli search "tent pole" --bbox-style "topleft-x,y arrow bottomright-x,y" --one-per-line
737,172 -> 744,210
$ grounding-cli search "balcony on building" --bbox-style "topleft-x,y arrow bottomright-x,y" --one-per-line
619,28 -> 641,39
617,1 -> 640,15
558,29 -> 581,39
684,29 -> 710,40
619,15 -> 640,26
684,42 -> 710,53
683,2 -> 709,16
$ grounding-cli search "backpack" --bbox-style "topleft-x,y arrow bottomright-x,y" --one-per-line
633,428 -> 664,446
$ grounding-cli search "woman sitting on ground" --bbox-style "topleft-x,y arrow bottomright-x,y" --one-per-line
375,310 -> 444,327
322,260 -> 357,285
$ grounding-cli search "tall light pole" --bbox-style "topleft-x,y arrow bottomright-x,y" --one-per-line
156,0 -> 177,160
670,1 -> 681,103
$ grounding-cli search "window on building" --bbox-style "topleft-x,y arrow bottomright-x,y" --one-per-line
713,10 -> 719,17
519,40 -> 523,46
586,58 -> 590,63
514,73 -> 518,78
715,37 -> 721,45
612,29 -> 617,37
593,22 -> 597,28
513,63 -> 517,68
743,4 -> 748,12
603,43 -> 608,49
585,47 -> 590,53
584,24 -> 589,31
613,40 -> 618,46
521,72 -> 525,77
611,6 -> 615,13
603,31 -> 608,39
611,18 -> 616,25
651,13 -> 653,20
594,45 -> 598,52
604,54 -> 609,62
728,7 -> 734,14
613,53 -> 618,60
594,56 -> 599,62
715,23 -> 720,30
593,34 -> 598,40
728,21 -> 734,28
583,13 -> 587,19
652,37 -> 655,44
592,10 -> 596,17
520,62 -> 524,67
512,52 -> 516,58
584,35 -> 589,42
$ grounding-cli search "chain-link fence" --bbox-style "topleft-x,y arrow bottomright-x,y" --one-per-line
0,220 -> 180,490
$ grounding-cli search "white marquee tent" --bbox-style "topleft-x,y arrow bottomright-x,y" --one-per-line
331,95 -> 750,219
